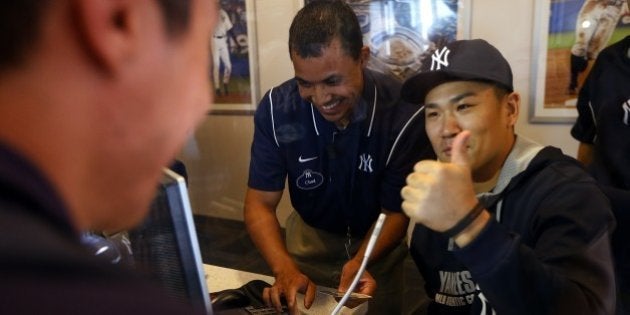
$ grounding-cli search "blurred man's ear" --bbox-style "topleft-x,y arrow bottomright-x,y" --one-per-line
504,92 -> 520,127
359,45 -> 370,66
71,0 -> 149,75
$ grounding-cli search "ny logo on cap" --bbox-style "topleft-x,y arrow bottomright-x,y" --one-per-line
431,46 -> 450,71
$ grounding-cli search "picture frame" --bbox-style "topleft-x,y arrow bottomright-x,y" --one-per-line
303,0 -> 472,83
210,0 -> 259,115
530,0 -> 630,123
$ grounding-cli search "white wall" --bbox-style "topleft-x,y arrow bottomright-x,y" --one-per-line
255,0 -> 304,93
471,0 -> 579,155
181,0 -> 580,223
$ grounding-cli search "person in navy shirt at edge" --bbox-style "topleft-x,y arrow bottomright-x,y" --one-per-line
0,0 -> 218,314
571,29 -> 630,315
244,1 -> 433,314
400,39 -> 616,314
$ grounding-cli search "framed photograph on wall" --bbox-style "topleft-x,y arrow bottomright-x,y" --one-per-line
210,0 -> 259,115
530,0 -> 630,123
302,0 -> 471,83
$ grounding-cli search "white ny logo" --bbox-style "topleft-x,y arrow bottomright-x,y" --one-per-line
622,99 -> 630,126
431,46 -> 451,70
358,154 -> 373,173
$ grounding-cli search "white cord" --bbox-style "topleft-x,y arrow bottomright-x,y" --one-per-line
330,213 -> 387,315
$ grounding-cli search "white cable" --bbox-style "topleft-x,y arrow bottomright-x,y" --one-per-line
330,213 -> 387,315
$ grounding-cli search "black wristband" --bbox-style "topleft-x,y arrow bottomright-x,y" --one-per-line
443,201 -> 486,238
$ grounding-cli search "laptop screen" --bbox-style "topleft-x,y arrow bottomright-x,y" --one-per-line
128,168 -> 213,314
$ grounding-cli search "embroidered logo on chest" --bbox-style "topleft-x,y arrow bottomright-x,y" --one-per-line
296,169 -> 324,190
622,99 -> 630,126
358,153 -> 374,173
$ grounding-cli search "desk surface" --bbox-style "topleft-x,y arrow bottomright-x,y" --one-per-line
204,264 -> 274,293
203,265 -> 368,314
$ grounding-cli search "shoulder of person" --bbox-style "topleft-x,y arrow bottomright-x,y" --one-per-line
508,146 -> 605,201
257,79 -> 304,114
363,68 -> 403,103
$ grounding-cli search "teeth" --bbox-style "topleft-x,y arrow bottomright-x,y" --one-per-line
323,101 -> 339,110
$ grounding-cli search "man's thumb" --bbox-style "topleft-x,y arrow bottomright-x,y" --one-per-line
451,131 -> 471,166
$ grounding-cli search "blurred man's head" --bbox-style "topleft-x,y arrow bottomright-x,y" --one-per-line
402,39 -> 519,182
0,0 -> 217,231
0,0 -> 194,72
288,0 -> 369,128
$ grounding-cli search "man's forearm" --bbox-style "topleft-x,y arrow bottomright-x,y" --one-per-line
245,209 -> 296,275
576,142 -> 594,166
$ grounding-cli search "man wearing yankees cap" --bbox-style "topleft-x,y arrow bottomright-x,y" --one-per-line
400,39 -> 617,314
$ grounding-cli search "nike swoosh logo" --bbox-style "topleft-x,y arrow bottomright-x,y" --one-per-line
298,156 -> 318,163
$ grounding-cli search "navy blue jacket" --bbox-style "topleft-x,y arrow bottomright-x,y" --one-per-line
571,36 -> 630,301
410,144 -> 616,315
0,143 -> 202,315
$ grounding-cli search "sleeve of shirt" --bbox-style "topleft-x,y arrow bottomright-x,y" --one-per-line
570,59 -> 600,144
247,89 -> 287,191
380,103 -> 435,213
454,177 -> 616,314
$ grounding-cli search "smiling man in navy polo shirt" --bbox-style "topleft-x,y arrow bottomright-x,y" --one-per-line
243,1 -> 433,314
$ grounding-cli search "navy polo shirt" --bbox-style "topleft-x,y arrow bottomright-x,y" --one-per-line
248,69 -> 432,237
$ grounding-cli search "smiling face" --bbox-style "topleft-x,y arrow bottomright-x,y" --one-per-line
291,38 -> 368,128
424,81 -> 519,182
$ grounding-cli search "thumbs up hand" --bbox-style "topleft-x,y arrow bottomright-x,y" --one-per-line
401,130 -> 481,234
450,129 -> 472,169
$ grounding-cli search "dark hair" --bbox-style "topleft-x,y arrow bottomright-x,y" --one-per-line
0,0 -> 190,72
491,84 -> 511,100
0,1 -> 51,72
288,0 -> 363,60
156,0 -> 192,36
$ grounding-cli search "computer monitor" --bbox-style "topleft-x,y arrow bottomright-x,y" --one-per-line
128,168 -> 213,315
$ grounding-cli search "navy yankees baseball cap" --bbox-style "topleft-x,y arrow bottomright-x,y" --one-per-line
401,39 -> 513,104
